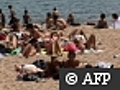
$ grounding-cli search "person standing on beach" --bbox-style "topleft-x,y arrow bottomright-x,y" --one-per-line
23,9 -> 31,26
8,5 -> 17,25
52,7 -> 59,25
112,13 -> 120,29
0,9 -> 6,29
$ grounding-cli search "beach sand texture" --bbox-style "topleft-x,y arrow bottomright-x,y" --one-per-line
1,25 -> 120,90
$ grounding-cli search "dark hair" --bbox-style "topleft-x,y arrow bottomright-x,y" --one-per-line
53,7 -> 57,11
85,64 -> 93,68
100,13 -> 105,19
47,12 -> 52,17
8,5 -> 12,9
50,32 -> 58,38
26,23 -> 34,29
69,13 -> 73,17
112,13 -> 118,19
68,51 -> 76,58
24,9 -> 28,14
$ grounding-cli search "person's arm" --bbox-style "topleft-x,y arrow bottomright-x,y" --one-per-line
35,29 -> 44,38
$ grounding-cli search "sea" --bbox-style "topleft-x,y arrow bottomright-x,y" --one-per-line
0,0 -> 120,24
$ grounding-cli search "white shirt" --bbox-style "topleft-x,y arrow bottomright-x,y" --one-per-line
113,17 -> 120,29
22,64 -> 37,72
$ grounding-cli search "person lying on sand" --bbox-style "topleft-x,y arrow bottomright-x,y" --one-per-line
68,29 -> 96,53
15,64 -> 44,81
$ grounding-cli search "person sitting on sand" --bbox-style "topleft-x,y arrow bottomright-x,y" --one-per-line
63,51 -> 80,68
67,13 -> 75,25
95,13 -> 108,29
44,31 -> 62,55
21,24 -> 43,57
23,9 -> 31,26
5,18 -> 22,50
46,12 -> 53,29
5,33 -> 18,50
111,13 -> 120,29
0,9 -> 6,29
45,56 -> 62,79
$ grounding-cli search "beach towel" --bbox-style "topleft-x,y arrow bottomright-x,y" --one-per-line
11,47 -> 22,55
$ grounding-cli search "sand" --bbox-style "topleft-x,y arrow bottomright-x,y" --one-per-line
1,25 -> 120,90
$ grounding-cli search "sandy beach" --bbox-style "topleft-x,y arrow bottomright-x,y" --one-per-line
1,25 -> 120,90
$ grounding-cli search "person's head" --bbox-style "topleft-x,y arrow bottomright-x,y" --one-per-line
67,51 -> 76,60
24,9 -> 28,14
47,12 -> 52,18
112,13 -> 118,20
50,32 -> 59,40
100,13 -> 106,20
53,7 -> 57,11
8,5 -> 12,9
68,13 -> 73,18
15,64 -> 22,72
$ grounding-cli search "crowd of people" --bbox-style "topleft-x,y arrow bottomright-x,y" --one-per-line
0,5 -> 116,82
